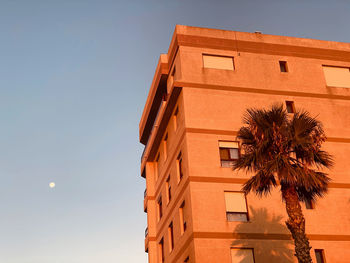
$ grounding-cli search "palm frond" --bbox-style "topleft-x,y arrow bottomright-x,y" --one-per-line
242,170 -> 277,196
312,150 -> 334,168
233,152 -> 257,172
295,171 -> 330,202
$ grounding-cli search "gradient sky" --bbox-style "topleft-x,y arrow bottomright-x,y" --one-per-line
0,1 -> 349,262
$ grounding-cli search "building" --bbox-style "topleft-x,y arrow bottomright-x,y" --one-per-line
139,25 -> 350,263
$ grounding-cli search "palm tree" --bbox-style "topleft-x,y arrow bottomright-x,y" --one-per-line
233,104 -> 333,263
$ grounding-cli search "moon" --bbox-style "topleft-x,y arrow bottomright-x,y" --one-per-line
49,182 -> 56,188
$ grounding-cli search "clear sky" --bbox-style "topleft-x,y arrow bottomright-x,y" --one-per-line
0,1 -> 349,262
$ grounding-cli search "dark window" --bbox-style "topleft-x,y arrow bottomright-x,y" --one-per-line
279,61 -> 288,72
166,176 -> 171,204
168,186 -> 171,201
219,141 -> 239,167
184,256 -> 190,262
315,249 -> 325,263
286,101 -> 295,113
180,201 -> 186,234
168,222 -> 174,252
177,152 -> 183,182
159,238 -> 164,263
179,158 -> 183,179
157,197 -> 163,221
305,199 -> 314,209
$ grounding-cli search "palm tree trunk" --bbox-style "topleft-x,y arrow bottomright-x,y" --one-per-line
281,185 -> 313,263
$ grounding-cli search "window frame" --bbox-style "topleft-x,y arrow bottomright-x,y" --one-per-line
279,61 -> 288,73
157,196 -> 163,222
322,64 -> 350,88
224,191 -> 249,222
285,100 -> 295,114
168,222 -> 174,252
179,201 -> 186,235
219,141 -> 240,168
176,152 -> 184,183
315,249 -> 326,263
202,53 -> 235,70
159,238 -> 164,263
305,199 -> 315,210
165,175 -> 171,205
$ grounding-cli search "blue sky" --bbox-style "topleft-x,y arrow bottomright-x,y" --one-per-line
0,1 -> 349,262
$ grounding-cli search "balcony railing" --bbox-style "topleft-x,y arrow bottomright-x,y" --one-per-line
145,227 -> 148,237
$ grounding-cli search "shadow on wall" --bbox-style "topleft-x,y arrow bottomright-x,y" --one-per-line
231,207 -> 295,263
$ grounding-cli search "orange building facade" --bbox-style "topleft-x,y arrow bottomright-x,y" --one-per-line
139,25 -> 350,263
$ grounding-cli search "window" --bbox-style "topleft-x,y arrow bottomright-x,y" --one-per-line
157,196 -> 163,221
173,107 -> 178,131
315,249 -> 326,263
163,133 -> 168,160
203,54 -> 234,70
231,248 -> 255,263
159,238 -> 164,263
279,61 -> 288,72
166,176 -> 171,204
305,199 -> 314,209
176,152 -> 184,182
323,65 -> 350,88
285,101 -> 295,113
219,141 -> 239,167
179,201 -> 186,234
168,222 -> 174,252
225,192 -> 248,222
184,256 -> 190,262
155,153 -> 160,180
